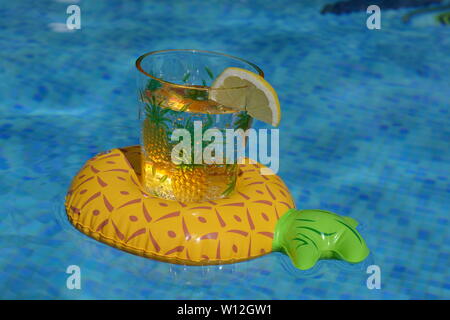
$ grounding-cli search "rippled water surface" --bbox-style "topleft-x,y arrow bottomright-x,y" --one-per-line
0,0 -> 449,299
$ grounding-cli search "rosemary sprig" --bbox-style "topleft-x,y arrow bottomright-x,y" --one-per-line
225,163 -> 237,173
205,67 -> 214,80
182,72 -> 191,83
152,190 -> 161,197
233,111 -> 253,131
222,173 -> 237,197
146,79 -> 162,91
185,88 -> 209,101
143,96 -> 171,129
177,103 -> 190,113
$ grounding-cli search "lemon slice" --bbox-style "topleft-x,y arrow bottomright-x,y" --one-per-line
209,67 -> 281,127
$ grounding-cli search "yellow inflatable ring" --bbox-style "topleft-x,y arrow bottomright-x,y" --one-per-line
65,146 -> 296,265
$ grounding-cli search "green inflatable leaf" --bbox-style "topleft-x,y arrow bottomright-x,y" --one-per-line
273,209 -> 370,270
436,11 -> 450,25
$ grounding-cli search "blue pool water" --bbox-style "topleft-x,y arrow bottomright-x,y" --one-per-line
0,0 -> 449,299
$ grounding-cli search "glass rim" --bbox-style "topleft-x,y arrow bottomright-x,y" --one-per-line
135,49 -> 264,91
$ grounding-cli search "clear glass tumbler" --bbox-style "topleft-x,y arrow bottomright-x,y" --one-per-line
135,49 -> 263,203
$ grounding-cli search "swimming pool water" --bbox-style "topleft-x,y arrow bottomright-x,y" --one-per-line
0,0 -> 449,299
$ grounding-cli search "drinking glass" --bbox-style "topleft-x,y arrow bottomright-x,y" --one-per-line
135,49 -> 263,202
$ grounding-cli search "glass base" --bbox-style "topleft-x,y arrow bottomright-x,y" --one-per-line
141,156 -> 238,203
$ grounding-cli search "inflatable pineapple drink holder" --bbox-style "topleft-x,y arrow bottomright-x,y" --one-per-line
65,145 -> 369,270
66,55 -> 369,270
